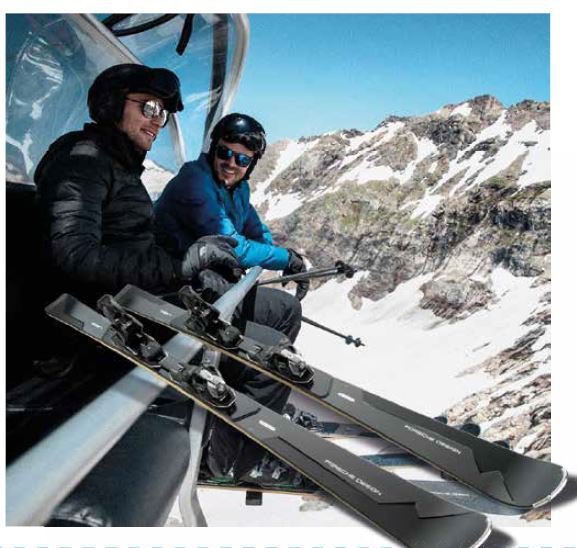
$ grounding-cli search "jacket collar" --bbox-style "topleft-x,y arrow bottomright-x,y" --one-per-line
84,123 -> 146,174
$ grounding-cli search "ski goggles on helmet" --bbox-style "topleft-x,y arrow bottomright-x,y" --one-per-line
125,97 -> 170,127
215,144 -> 254,168
126,66 -> 183,113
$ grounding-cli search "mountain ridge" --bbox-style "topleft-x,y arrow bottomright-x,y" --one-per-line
247,95 -> 552,523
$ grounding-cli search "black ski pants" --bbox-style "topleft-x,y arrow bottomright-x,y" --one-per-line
206,286 -> 301,479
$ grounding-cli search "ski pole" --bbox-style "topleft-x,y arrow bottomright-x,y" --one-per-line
302,316 -> 365,347
257,261 -> 355,287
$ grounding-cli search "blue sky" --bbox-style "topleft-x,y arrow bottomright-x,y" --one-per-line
233,14 -> 550,143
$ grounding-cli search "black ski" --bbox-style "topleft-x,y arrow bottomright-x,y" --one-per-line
197,477 -> 524,517
114,284 -> 567,510
46,293 -> 490,548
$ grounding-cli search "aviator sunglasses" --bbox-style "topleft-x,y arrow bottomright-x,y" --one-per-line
125,98 -> 170,127
215,144 -> 254,168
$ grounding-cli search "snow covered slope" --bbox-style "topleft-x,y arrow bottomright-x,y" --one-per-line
249,96 -> 552,525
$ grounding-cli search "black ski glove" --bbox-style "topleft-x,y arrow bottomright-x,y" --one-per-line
283,248 -> 309,301
197,269 -> 233,303
181,235 -> 239,281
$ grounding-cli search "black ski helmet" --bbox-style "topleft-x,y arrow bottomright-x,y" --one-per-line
87,63 -> 183,125
209,113 -> 267,179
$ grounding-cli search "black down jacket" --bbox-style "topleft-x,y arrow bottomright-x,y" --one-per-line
35,123 -> 182,303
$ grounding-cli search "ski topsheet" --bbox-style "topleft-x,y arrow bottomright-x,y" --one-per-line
46,293 -> 491,548
114,284 -> 567,510
197,477 -> 524,517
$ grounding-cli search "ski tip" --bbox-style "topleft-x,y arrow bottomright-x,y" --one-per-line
470,516 -> 492,548
531,466 -> 569,508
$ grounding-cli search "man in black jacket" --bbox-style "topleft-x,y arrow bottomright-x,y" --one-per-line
35,64 -> 237,302
35,63 -> 300,482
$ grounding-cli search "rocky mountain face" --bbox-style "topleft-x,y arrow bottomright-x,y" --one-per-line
250,95 -> 552,518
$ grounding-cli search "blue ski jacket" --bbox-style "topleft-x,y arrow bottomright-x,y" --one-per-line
154,153 -> 290,270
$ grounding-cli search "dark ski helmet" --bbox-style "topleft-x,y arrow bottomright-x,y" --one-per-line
87,63 -> 183,125
209,113 -> 267,180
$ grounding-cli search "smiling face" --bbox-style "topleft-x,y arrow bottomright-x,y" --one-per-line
116,92 -> 165,152
212,139 -> 254,188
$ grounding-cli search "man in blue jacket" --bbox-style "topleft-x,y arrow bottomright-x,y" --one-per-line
154,113 -> 309,301
155,114 -> 308,480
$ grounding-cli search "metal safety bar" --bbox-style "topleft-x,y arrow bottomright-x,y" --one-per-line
6,366 -> 167,526
215,266 -> 263,320
175,266 -> 263,525
6,268 -> 264,526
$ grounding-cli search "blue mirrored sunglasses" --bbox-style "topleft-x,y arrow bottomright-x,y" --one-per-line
215,144 -> 254,168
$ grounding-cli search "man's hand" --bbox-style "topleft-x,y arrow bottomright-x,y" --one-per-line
197,269 -> 233,303
181,235 -> 239,280
283,248 -> 309,301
